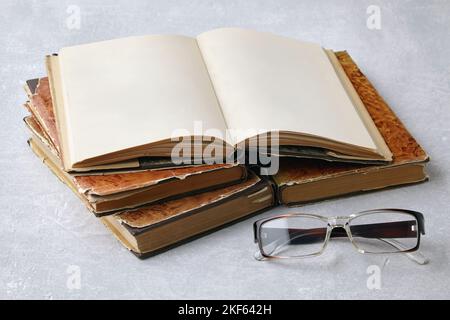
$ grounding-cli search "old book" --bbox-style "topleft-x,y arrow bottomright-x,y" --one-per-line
24,78 -> 247,215
24,77 -> 203,173
273,52 -> 429,205
101,172 -> 275,258
46,28 -> 392,171
28,135 -> 246,216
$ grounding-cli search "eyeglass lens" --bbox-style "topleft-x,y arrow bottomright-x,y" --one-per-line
259,211 -> 419,258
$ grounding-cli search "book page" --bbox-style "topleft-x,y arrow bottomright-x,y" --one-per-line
197,28 -> 377,149
58,35 -> 226,166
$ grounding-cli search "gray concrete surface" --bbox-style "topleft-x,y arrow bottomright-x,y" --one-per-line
1,0 -> 449,299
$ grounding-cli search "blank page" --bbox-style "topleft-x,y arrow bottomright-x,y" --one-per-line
197,28 -> 376,149
58,35 -> 226,165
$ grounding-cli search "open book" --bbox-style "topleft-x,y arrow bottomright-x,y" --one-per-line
47,28 -> 392,171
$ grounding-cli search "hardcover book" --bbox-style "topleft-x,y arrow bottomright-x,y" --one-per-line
46,28 -> 392,171
29,136 -> 246,216
24,80 -> 246,215
273,52 -> 429,205
24,83 -> 275,255
102,172 -> 275,258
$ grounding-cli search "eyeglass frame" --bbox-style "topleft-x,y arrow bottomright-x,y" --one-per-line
253,208 -> 426,261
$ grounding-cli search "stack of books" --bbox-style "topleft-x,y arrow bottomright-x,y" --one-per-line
22,28 -> 429,258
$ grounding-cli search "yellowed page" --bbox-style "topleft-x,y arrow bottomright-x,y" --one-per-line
197,28 -> 377,149
58,35 -> 226,167
326,50 -> 392,161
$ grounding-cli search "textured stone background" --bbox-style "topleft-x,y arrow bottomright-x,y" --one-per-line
1,0 -> 449,299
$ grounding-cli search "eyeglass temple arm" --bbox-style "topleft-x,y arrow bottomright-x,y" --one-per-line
261,220 -> 419,245
344,220 -> 420,238
376,238 -> 429,265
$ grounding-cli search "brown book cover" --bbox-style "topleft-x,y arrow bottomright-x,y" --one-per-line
28,136 -> 246,216
102,172 -> 275,258
273,51 -> 429,205
25,78 -> 61,154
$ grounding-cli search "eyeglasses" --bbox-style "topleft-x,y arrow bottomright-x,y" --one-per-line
253,209 -> 428,265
